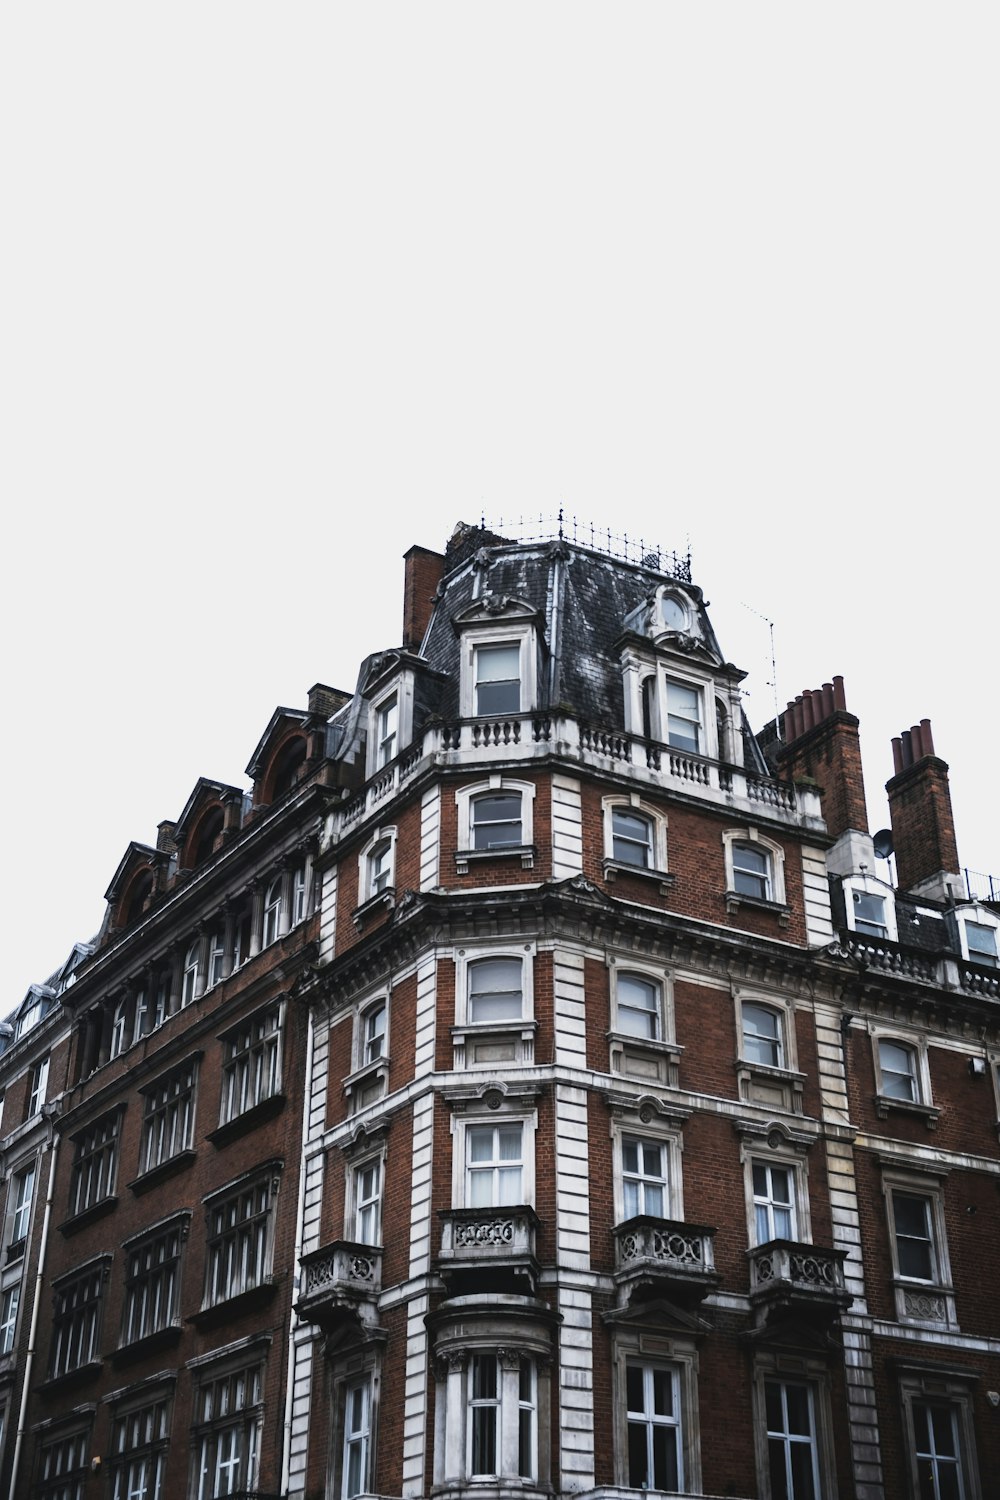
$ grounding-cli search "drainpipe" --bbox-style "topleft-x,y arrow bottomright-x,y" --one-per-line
280,999 -> 316,1498
10,1108 -> 61,1498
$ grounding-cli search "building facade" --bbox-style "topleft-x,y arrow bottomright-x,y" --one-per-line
2,520 -> 999,1500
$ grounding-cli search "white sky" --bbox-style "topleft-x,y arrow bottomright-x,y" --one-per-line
2,4 -> 997,1006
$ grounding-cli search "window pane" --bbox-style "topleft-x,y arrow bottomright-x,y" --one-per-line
472,794 -> 522,849
476,645 -> 521,715
617,973 -> 660,1038
469,959 -> 522,1022
611,809 -> 653,867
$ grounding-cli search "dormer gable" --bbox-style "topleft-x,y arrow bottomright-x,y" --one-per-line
620,583 -> 722,667
103,841 -> 162,934
174,778 -> 245,870
452,594 -> 546,719
247,708 -> 313,807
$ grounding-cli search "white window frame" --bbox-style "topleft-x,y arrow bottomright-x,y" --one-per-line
349,1154 -> 384,1247
0,1283 -> 20,1354
25,1055 -> 49,1119
751,1356 -> 837,1500
374,692 -> 398,769
108,1388 -> 172,1500
344,991 -> 391,1113
735,989 -> 804,1112
742,1143 -> 811,1248
48,1256 -> 110,1378
452,1106 -> 538,1210
958,907 -> 1000,969
843,874 -> 898,943
121,1214 -> 187,1346
343,1375 -> 373,1498
459,622 -> 537,720
181,938 -> 200,1007
455,776 -> 536,868
191,1353 -> 265,1500
139,1057 -> 198,1175
602,794 -> 669,876
452,943 -> 536,1069
607,955 -> 681,1087
611,1331 -> 702,1494
898,1367 -> 981,1500
723,828 -> 787,909
365,669 -> 415,777
68,1110 -> 122,1220
882,1165 -> 957,1327
262,876 -> 283,949
9,1163 -> 36,1248
870,1024 -> 939,1125
201,1166 -> 281,1309
219,1003 -> 283,1126
357,826 -> 397,907
613,1119 -> 684,1224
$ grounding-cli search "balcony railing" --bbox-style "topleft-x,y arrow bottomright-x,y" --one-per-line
438,1206 -> 539,1283
297,1240 -> 382,1328
747,1239 -> 851,1324
612,1216 -> 719,1304
328,713 -> 820,847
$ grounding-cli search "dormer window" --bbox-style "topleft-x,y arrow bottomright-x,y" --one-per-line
376,695 -> 398,768
853,891 -> 888,938
659,594 -> 688,632
842,875 -> 898,943
475,643 -> 521,716
455,600 -> 540,721
965,921 -> 998,968
666,680 -> 701,754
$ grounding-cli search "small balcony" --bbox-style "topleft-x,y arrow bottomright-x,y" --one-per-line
438,1206 -> 540,1291
612,1216 -> 719,1306
296,1240 -> 382,1331
747,1240 -> 851,1326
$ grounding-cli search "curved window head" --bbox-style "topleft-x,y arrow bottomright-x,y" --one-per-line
181,940 -> 200,1006
742,1003 -> 783,1068
271,736 -> 307,800
468,958 -> 523,1023
263,876 -> 283,947
879,1039 -> 918,1102
660,595 -> 688,631
732,843 -> 772,901
369,840 -> 393,895
611,809 -> 654,869
617,973 -> 661,1040
124,873 -> 155,928
472,792 -> 522,850
363,1004 -> 386,1066
192,808 -> 225,867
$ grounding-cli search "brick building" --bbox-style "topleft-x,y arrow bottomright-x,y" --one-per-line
2,519 -> 999,1500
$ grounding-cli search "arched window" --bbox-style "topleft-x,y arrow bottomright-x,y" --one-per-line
124,873 -> 154,928
615,973 -> 662,1039
270,736 -> 307,800
181,941 -> 200,1007
192,808 -> 225,867
468,958 -> 523,1023
262,877 -> 282,947
611,808 -> 654,868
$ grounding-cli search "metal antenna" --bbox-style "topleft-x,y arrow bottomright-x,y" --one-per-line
741,601 -> 781,735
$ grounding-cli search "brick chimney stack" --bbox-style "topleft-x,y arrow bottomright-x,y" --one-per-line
775,676 -> 869,841
402,544 -> 446,651
886,719 -> 961,897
